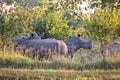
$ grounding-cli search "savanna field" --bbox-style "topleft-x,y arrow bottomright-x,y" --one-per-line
0,0 -> 120,80
0,45 -> 120,80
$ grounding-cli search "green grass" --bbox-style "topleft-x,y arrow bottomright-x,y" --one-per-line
0,50 -> 120,70
0,48 -> 120,79
0,68 -> 120,80
0,53 -> 82,70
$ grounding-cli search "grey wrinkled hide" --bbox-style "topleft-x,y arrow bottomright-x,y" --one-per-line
12,36 -> 28,47
12,33 -> 41,47
106,37 -> 120,54
63,35 -> 92,58
12,34 -> 68,59
12,33 -> 92,59
24,39 -> 68,58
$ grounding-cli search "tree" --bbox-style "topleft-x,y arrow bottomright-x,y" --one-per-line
102,0 -> 120,8
31,1 -> 83,39
84,8 -> 120,56
0,6 -> 32,52
34,10 -> 76,39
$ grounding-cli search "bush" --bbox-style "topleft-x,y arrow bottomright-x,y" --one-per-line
84,8 -> 120,50
34,10 -> 77,39
0,6 -> 33,51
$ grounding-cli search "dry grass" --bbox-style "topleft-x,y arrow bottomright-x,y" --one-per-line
0,42 -> 120,79
0,49 -> 120,70
0,68 -> 120,80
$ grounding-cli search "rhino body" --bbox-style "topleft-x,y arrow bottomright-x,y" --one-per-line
63,35 -> 92,58
12,37 -> 68,59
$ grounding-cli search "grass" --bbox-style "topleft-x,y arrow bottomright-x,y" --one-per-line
0,53 -> 82,70
0,45 -> 120,79
0,68 -> 120,80
0,50 -> 120,70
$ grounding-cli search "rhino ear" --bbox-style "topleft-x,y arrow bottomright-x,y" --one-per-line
30,33 -> 34,38
77,34 -> 81,37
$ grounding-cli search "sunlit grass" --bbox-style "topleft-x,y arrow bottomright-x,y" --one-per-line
0,68 -> 120,80
0,49 -> 120,70
0,43 -> 120,79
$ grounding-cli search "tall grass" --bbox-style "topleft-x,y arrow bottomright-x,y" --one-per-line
0,49 -> 120,70
0,69 -> 120,80
0,43 -> 120,79
0,68 -> 120,80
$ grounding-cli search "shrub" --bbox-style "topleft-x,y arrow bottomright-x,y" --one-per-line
34,10 -> 76,39
84,8 -> 120,54
0,6 -> 33,51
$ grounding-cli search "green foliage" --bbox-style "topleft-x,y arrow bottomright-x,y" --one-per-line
13,6 -> 33,33
1,0 -> 42,8
1,0 -> 14,4
32,2 -> 85,39
15,0 -> 41,8
0,6 -> 32,50
63,10 -> 82,28
116,27 -> 120,36
102,0 -> 120,8
35,11 -> 76,39
84,8 -> 120,46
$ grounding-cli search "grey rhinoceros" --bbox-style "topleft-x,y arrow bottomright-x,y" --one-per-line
63,34 -> 92,58
12,33 -> 92,59
106,37 -> 120,54
12,33 -> 68,59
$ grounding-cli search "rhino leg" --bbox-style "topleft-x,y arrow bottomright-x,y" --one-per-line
70,53 -> 73,59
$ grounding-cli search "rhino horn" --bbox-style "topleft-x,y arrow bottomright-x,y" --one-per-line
87,39 -> 92,49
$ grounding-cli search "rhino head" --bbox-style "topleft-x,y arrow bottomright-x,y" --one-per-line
77,34 -> 92,49
64,34 -> 92,53
12,32 -> 41,47
12,36 -> 28,47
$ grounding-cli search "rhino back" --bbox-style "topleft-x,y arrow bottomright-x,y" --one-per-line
19,39 -> 68,57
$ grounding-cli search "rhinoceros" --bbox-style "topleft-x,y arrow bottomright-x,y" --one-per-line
12,33 -> 92,59
12,33 -> 41,47
12,34 -> 68,59
106,37 -> 120,54
29,33 -> 92,55
63,34 -> 92,58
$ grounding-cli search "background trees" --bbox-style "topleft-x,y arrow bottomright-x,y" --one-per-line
0,3 -> 33,51
81,0 -> 120,56
84,8 -> 120,41
84,8 -> 120,54
35,11 -> 75,39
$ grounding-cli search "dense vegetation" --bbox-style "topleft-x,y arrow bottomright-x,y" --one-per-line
0,50 -> 120,79
0,0 -> 120,79
0,69 -> 120,79
0,50 -> 120,70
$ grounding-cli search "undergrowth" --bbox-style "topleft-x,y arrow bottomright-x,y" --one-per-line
0,50 -> 120,70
